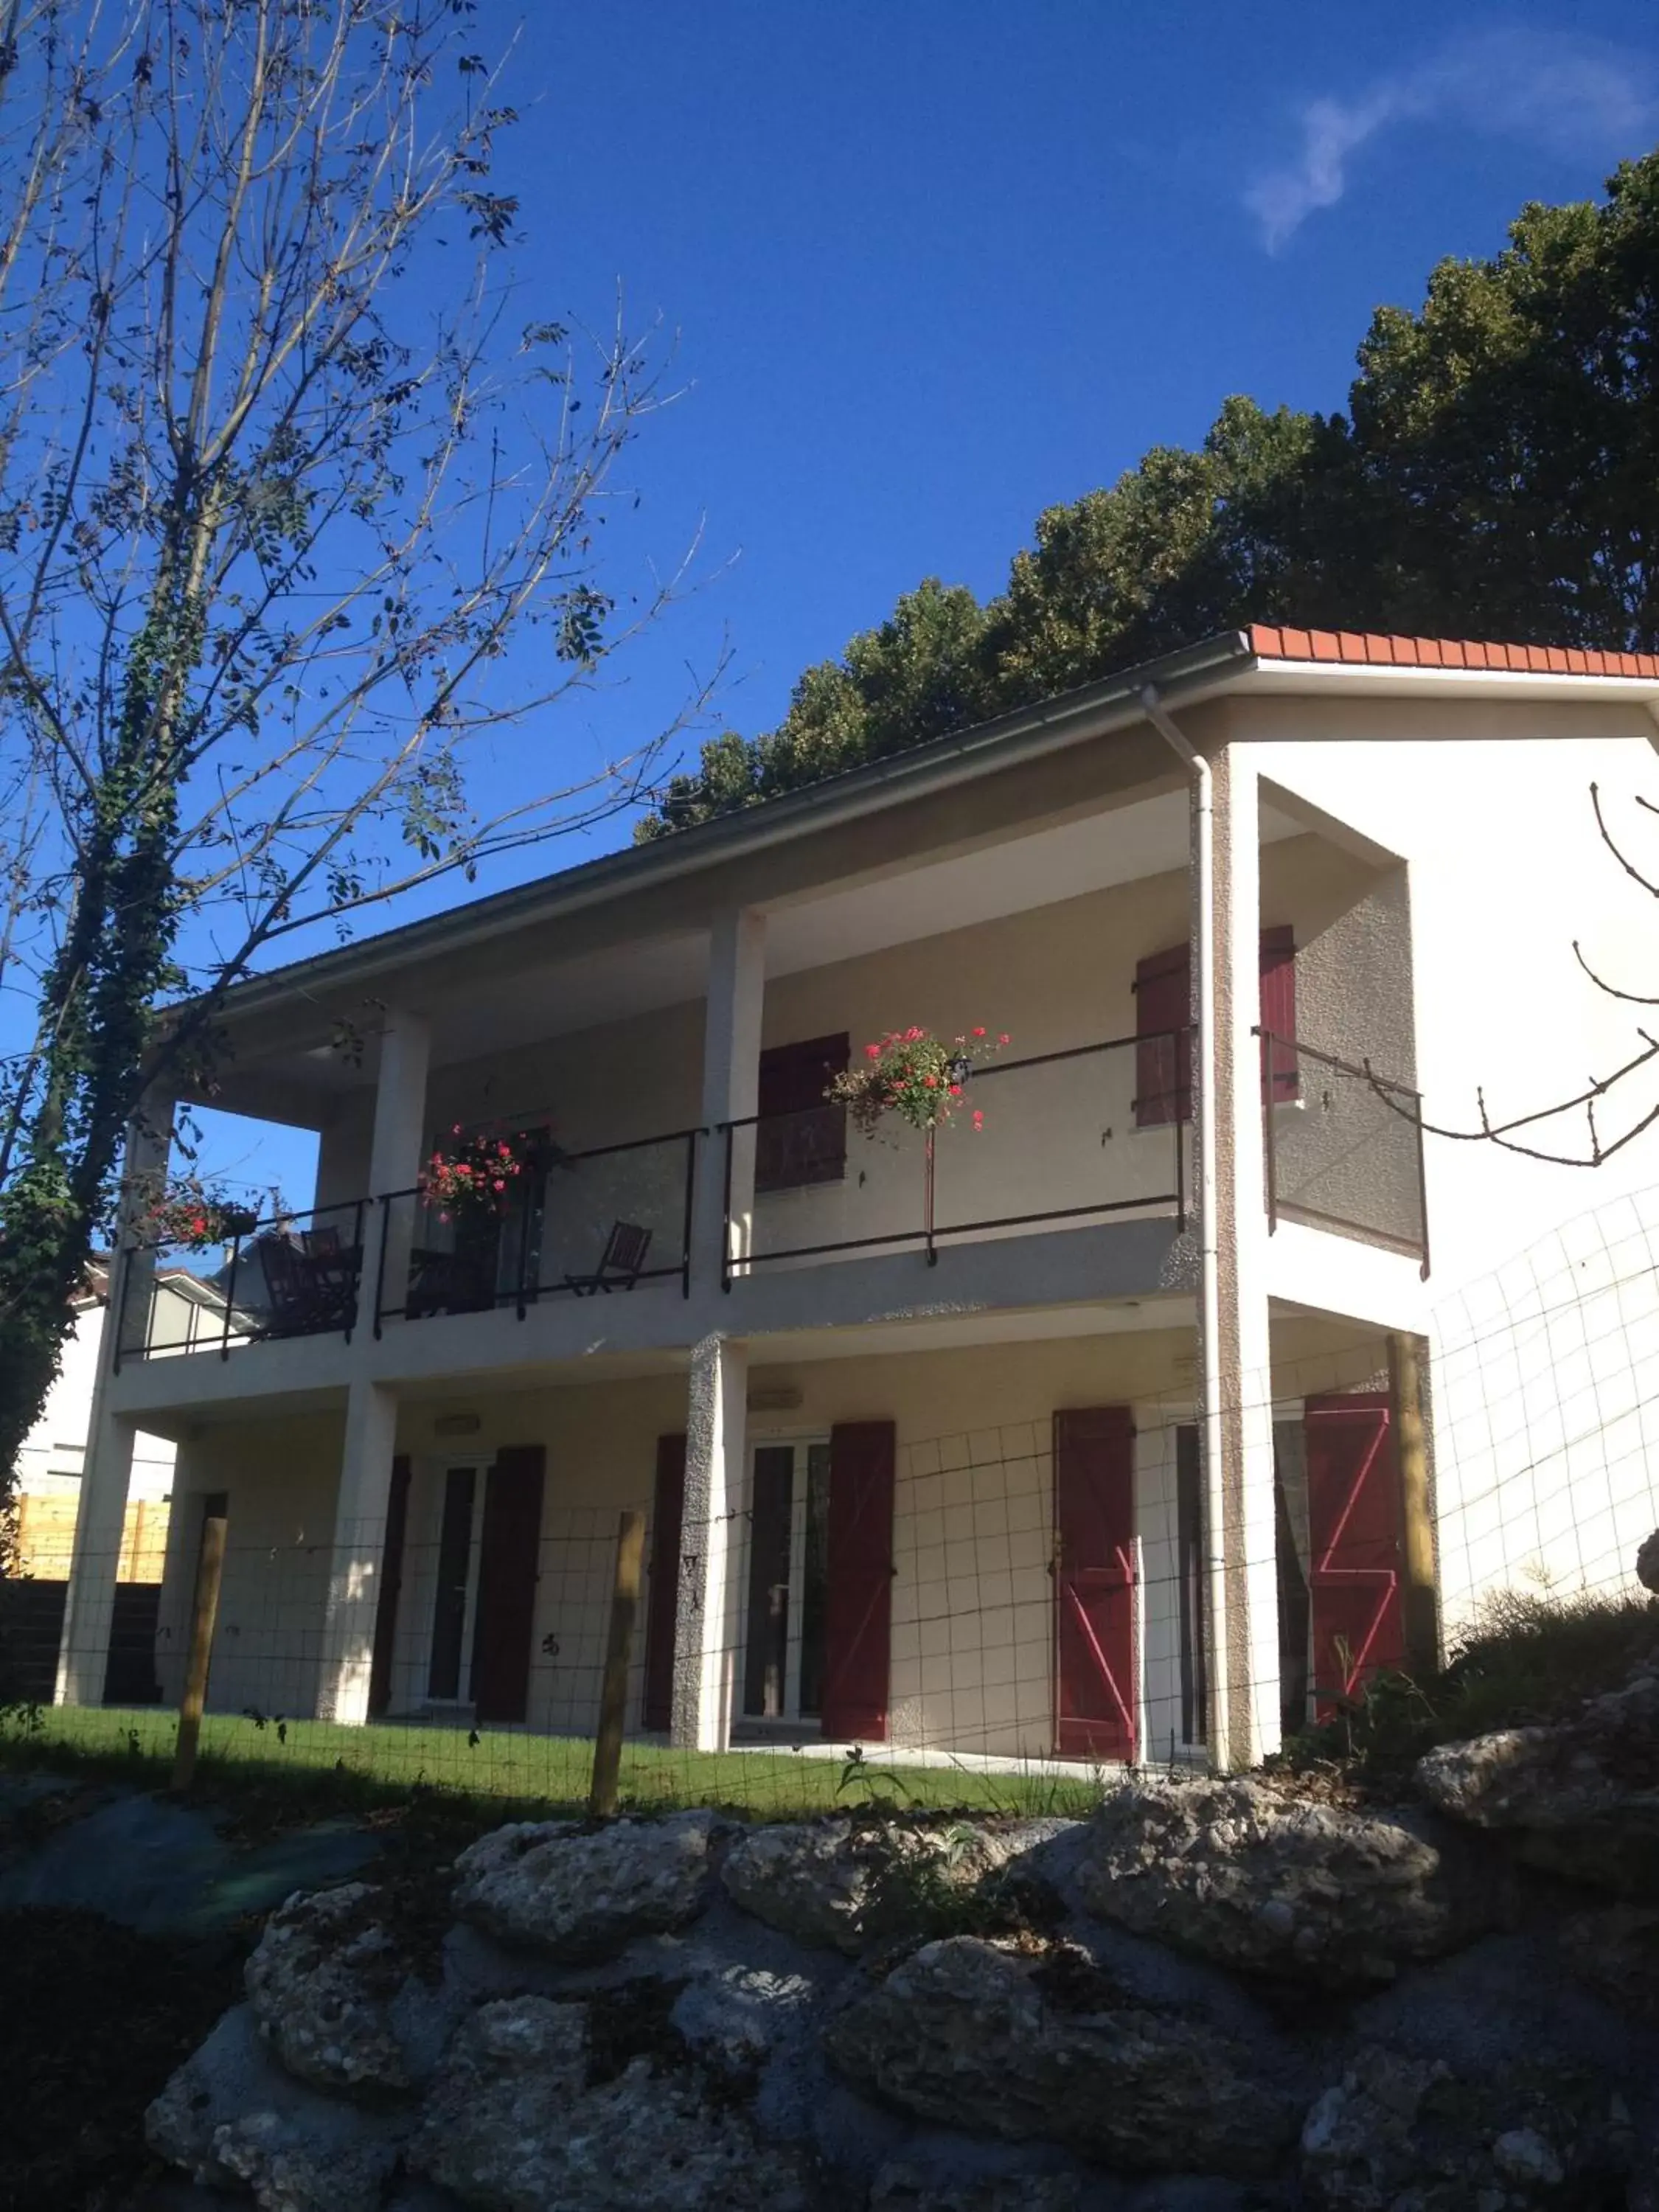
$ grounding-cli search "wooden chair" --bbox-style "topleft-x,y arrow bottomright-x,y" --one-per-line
564,1220 -> 653,1296
259,1234 -> 357,1336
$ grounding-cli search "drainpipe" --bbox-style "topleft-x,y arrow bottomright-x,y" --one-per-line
1139,684 -> 1231,1770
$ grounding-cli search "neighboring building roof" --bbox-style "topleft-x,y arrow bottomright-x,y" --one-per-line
1248,624 -> 1659,680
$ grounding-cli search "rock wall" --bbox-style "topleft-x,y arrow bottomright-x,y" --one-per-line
147,1675 -> 1659,2211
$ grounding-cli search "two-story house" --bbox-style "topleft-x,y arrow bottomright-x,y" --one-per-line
52,625 -> 1659,1771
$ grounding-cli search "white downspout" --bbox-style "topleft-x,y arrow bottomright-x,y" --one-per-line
1139,684 -> 1230,1768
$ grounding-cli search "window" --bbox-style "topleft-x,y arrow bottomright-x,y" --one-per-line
1175,1427 -> 1207,1745
427,1466 -> 478,1700
740,1438 -> 832,1721
1133,930 -> 1298,1128
755,1034 -> 849,1194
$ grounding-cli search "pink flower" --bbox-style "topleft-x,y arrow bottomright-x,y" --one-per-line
865,1043 -> 881,1060
973,1026 -> 986,1038
948,1083 -> 961,1096
972,1110 -> 984,1130
998,1033 -> 1010,1046
922,1074 -> 937,1088
493,1179 -> 506,1192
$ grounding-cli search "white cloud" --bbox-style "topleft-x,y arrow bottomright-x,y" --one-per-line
1246,28 -> 1658,253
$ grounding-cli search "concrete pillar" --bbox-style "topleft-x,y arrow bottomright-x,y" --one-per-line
669,1332 -> 748,1750
356,1007 -> 431,1335
690,909 -> 766,1295
1207,745 -> 1281,1767
315,1377 -> 400,1724
56,1091 -> 174,1705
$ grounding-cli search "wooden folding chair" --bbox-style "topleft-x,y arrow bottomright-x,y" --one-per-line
564,1220 -> 653,1295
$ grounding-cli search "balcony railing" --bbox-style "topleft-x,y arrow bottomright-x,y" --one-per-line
372,1126 -> 700,1331
1256,1029 -> 1429,1276
112,1199 -> 369,1366
718,1032 -> 1189,1283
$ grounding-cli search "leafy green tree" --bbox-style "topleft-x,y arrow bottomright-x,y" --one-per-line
0,0 -> 709,1498
642,150 -> 1659,844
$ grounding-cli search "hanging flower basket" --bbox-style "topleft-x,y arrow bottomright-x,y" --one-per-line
420,1123 -> 549,1221
827,1026 -> 1010,1138
138,1185 -> 261,1250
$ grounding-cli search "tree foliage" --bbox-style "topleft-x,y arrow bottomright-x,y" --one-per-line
642,149 -> 1659,842
0,0 -> 711,1492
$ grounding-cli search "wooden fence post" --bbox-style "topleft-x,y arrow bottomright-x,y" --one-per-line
588,1509 -> 646,1818
1388,1331 -> 1439,1678
172,1514 -> 227,1792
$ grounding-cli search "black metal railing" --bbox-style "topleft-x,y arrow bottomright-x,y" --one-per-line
112,1198 -> 369,1368
1256,1029 -> 1429,1277
717,1032 -> 1189,1285
373,1126 -> 700,1332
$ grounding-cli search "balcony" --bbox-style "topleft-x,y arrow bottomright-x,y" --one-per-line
372,1127 -> 700,1330
1257,1029 -> 1429,1275
113,1199 -> 369,1366
719,1032 -> 1189,1280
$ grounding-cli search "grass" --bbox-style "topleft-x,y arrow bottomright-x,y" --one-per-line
0,1700 -> 1110,1826
1281,1586 -> 1659,1789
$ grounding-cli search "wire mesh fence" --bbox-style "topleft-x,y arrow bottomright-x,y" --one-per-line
6,1192 -> 1659,1820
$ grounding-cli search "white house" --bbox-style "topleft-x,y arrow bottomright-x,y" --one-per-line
52,624 -> 1659,1770
14,1267 -> 178,1520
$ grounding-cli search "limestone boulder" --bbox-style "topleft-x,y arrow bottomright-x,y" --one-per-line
1559,1903 -> 1659,2025
721,1816 -> 1059,1955
1300,2043 -> 1637,2210
145,2003 -> 411,2212
824,1935 -> 1297,2177
452,1809 -> 718,1961
1074,1776 -> 1481,1987
408,1993 -> 809,2211
1415,1669 -> 1659,1892
868,2165 -> 1084,2210
244,1882 -> 431,2098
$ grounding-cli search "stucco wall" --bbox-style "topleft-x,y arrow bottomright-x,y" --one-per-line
152,1314 -> 1388,1761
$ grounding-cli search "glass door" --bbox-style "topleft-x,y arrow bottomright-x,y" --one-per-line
742,1439 -> 831,1722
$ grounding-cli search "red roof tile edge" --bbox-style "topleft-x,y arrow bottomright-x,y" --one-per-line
1246,624 -> 1659,682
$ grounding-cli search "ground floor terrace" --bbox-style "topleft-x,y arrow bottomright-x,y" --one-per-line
57,1301 -> 1425,1777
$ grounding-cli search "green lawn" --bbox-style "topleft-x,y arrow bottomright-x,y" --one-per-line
0,1703 -> 1109,1823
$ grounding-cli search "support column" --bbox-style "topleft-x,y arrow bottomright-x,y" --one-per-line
356,1006 -> 431,1336
669,1332 -> 748,1750
315,1377 -> 400,1724
56,1090 -> 174,1705
690,909 -> 766,1296
1207,745 -> 1281,1767
1389,1329 -> 1439,1677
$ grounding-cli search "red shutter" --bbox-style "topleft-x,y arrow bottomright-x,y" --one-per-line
1135,932 -> 1298,1121
1258,924 -> 1298,1102
1305,1392 -> 1405,1713
1134,945 -> 1192,1126
367,1455 -> 411,1719
821,1420 -> 895,1742
756,1034 -> 850,1192
642,1433 -> 686,1731
470,1444 -> 545,1725
1054,1408 -> 1138,1760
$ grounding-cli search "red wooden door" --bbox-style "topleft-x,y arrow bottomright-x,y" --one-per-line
367,1455 -> 411,1719
1054,1407 -> 1138,1760
821,1421 -> 895,1742
642,1433 -> 686,1730
1305,1392 -> 1405,1712
470,1444 -> 545,1725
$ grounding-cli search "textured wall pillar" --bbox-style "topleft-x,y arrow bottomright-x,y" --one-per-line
669,1333 -> 748,1750
690,910 -> 766,1295
1207,744 -> 1281,1767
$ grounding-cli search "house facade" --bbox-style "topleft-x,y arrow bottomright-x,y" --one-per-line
53,625 -> 1659,1770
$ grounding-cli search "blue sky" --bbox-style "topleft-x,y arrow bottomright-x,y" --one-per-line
194,1 -> 1659,1188
479,1 -> 1659,812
